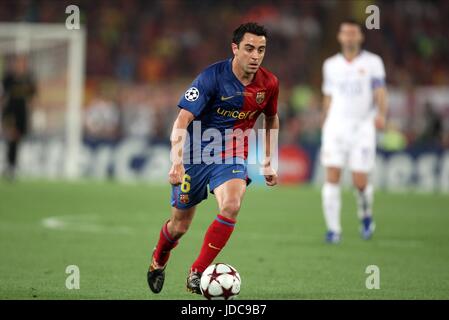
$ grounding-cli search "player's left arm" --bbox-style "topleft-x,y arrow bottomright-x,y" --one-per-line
262,79 -> 280,187
372,56 -> 388,130
373,86 -> 388,130
263,113 -> 279,186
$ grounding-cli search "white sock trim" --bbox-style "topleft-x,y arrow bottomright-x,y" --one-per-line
322,182 -> 342,233
356,184 -> 374,219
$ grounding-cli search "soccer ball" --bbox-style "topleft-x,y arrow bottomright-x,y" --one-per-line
200,263 -> 241,300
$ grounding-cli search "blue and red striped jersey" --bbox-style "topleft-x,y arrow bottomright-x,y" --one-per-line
178,58 -> 279,163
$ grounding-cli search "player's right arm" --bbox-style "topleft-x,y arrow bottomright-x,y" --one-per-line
0,75 -> 9,108
169,64 -> 217,185
168,68 -> 215,185
321,59 -> 333,126
168,109 -> 194,185
321,94 -> 332,126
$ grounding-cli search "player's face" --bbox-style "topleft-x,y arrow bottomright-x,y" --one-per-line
13,56 -> 28,75
232,33 -> 266,75
338,23 -> 363,51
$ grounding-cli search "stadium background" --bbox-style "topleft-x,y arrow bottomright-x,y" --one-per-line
0,0 -> 448,300
0,0 -> 448,191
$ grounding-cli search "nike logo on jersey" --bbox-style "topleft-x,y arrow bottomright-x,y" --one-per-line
221,95 -> 235,101
208,243 -> 221,250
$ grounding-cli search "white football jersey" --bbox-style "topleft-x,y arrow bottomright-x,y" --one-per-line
322,50 -> 385,125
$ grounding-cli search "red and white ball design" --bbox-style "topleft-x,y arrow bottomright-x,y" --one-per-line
200,263 -> 241,300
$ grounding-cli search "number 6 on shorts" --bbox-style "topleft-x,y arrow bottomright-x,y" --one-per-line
181,174 -> 191,193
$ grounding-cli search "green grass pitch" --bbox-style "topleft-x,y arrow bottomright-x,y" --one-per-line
0,180 -> 448,299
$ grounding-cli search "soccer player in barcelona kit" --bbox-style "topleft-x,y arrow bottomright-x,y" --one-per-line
320,20 -> 388,243
147,22 -> 280,294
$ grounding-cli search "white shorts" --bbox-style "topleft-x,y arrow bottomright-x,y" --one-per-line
320,120 -> 376,173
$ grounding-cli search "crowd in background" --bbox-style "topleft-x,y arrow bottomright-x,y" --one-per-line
1,0 -> 448,149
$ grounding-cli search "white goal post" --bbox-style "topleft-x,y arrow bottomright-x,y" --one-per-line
0,23 -> 86,179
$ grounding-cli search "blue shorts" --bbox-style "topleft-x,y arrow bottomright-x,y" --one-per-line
171,160 -> 251,209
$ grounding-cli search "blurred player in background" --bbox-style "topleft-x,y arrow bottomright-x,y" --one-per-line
1,56 -> 36,181
320,19 -> 388,244
147,22 -> 279,294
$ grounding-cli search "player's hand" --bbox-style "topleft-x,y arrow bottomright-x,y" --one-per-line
375,114 -> 386,131
262,165 -> 278,186
168,162 -> 185,185
320,113 -> 327,128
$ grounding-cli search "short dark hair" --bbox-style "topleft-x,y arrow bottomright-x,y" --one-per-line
232,22 -> 268,46
339,18 -> 363,31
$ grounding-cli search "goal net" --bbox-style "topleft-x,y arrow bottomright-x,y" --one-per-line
0,23 -> 86,179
